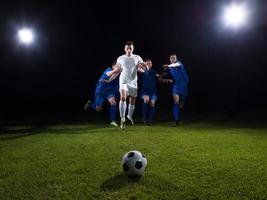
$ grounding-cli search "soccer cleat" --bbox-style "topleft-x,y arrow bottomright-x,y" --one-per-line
120,119 -> 126,130
175,120 -> 180,126
84,100 -> 91,111
127,115 -> 134,125
110,121 -> 119,127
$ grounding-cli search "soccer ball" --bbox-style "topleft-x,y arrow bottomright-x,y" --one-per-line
121,150 -> 147,176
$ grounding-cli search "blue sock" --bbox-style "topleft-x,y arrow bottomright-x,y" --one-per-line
110,105 -> 116,122
89,102 -> 96,111
142,102 -> 149,122
173,103 -> 180,121
149,106 -> 155,124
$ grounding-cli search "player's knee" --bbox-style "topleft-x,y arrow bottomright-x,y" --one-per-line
173,101 -> 179,105
173,98 -> 179,105
143,96 -> 149,103
144,98 -> 149,104
121,96 -> 126,101
173,97 -> 180,104
150,101 -> 155,107
95,106 -> 102,112
129,97 -> 136,105
110,101 -> 116,106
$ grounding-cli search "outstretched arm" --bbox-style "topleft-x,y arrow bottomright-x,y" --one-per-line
162,62 -> 181,70
106,64 -> 122,77
104,66 -> 122,83
100,64 -> 122,83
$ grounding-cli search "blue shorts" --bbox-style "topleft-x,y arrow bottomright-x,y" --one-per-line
140,92 -> 157,102
172,85 -> 187,103
95,91 -> 117,107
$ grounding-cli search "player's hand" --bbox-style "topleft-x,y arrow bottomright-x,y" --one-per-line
137,62 -> 147,69
99,79 -> 108,83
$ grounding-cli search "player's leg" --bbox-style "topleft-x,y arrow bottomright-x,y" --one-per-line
127,96 -> 136,125
119,86 -> 128,129
127,86 -> 137,125
172,94 -> 180,125
107,95 -> 118,127
84,93 -> 103,112
142,94 -> 150,124
148,94 -> 157,125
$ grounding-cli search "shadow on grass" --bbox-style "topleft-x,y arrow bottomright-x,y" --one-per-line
0,125 -> 47,140
100,172 -> 182,193
0,122 -> 113,140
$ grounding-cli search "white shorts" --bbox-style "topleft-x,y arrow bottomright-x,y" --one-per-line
119,83 -> 137,98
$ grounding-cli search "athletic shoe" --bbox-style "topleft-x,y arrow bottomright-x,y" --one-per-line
120,119 -> 126,130
127,115 -> 134,125
175,120 -> 180,126
110,121 -> 119,127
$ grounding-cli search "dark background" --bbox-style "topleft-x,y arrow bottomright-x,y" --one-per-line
1,0 -> 267,120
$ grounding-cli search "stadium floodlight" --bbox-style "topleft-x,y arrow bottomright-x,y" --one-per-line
222,3 -> 248,28
17,28 -> 34,45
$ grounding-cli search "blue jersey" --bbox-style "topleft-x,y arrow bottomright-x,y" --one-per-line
167,61 -> 189,87
141,70 -> 157,95
95,67 -> 119,94
167,61 -> 189,101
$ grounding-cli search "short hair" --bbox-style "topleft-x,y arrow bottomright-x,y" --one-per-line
170,52 -> 177,57
112,60 -> 117,66
144,58 -> 152,62
125,40 -> 134,46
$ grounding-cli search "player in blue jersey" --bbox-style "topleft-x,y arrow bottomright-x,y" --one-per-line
159,53 -> 189,125
84,61 -> 122,126
139,59 -> 159,125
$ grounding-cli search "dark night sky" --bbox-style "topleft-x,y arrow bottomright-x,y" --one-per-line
1,0 -> 267,119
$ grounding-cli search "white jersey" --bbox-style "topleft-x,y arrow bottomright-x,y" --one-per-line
117,54 -> 143,89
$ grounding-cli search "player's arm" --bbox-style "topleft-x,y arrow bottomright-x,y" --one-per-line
104,65 -> 122,83
162,62 -> 181,70
106,64 -> 122,77
135,56 -> 148,72
137,64 -> 147,73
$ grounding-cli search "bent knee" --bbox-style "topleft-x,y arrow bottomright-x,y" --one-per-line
150,101 -> 155,107
110,101 -> 116,106
143,99 -> 149,104
95,106 -> 102,112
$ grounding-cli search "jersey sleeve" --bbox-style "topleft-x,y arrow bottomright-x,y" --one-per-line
137,55 -> 144,63
117,56 -> 122,65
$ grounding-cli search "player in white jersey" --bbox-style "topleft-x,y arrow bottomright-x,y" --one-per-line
117,41 -> 147,129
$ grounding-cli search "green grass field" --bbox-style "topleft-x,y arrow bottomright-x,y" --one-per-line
0,120 -> 267,200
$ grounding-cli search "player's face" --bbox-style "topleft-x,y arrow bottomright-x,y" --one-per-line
146,61 -> 152,70
124,45 -> 134,56
170,55 -> 177,64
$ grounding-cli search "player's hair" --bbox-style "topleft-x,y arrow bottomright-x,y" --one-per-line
144,58 -> 152,62
112,60 -> 117,66
170,52 -> 177,57
125,40 -> 134,46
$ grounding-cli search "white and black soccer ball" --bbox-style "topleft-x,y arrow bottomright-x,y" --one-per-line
121,150 -> 147,176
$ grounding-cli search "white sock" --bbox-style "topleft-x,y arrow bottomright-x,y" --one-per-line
119,100 -> 127,121
128,104 -> 135,118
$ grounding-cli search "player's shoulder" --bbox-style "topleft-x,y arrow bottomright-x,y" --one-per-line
132,54 -> 141,58
118,55 -> 127,59
132,54 -> 143,61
